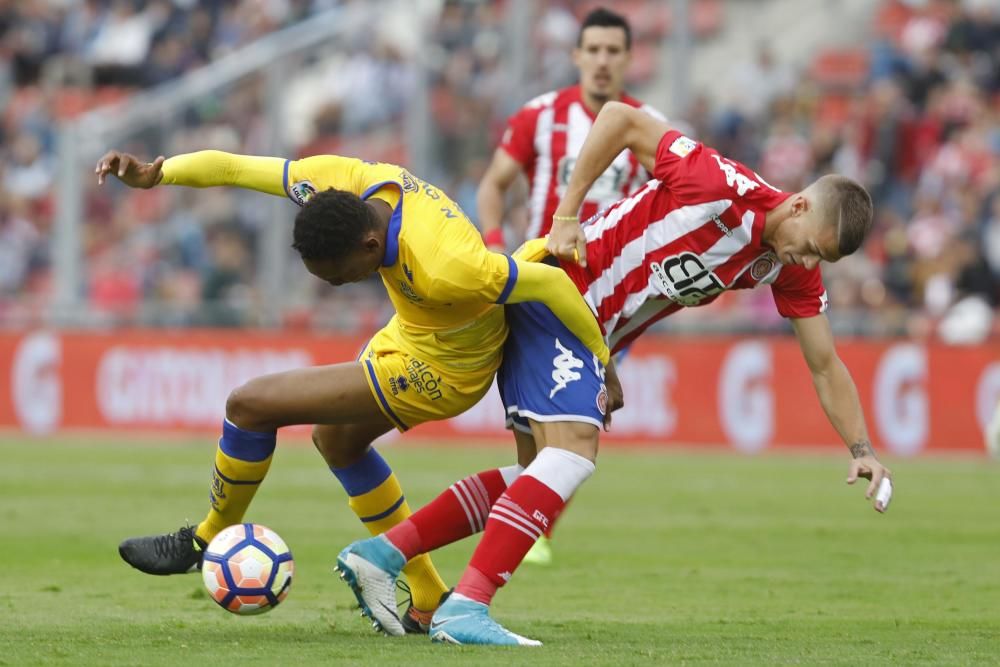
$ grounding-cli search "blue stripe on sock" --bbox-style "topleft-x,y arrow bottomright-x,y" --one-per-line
331,447 -> 393,497
359,494 -> 406,523
219,420 -> 276,462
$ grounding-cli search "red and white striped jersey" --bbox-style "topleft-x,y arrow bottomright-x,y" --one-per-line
500,85 -> 664,239
560,130 -> 828,354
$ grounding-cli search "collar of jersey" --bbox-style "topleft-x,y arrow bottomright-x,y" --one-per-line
361,180 -> 403,267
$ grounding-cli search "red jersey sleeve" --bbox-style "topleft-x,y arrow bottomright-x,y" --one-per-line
652,130 -> 787,208
499,106 -> 540,168
652,130 -> 737,202
770,265 -> 828,318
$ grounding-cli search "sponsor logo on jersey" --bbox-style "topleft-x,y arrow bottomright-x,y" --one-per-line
712,215 -> 732,237
669,135 -> 698,158
550,338 -> 583,398
750,254 -> 776,281
289,180 -> 317,206
388,375 -> 409,396
405,358 -> 443,401
711,154 -> 760,196
649,252 -> 725,306
558,155 -> 627,199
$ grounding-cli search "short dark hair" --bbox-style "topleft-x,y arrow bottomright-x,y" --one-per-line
817,175 -> 873,257
578,8 -> 631,50
291,189 -> 376,261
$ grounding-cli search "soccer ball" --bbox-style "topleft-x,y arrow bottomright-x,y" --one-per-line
201,523 -> 294,615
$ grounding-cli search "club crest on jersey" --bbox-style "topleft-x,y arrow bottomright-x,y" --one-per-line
400,171 -> 418,193
596,383 -> 608,416
398,280 -> 423,303
750,253 -> 777,281
669,135 -> 698,158
289,180 -> 317,206
650,252 -> 725,306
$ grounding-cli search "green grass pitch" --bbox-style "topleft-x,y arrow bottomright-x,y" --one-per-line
1,436 -> 997,665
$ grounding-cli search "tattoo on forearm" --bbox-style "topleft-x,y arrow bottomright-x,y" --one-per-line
850,440 -> 875,459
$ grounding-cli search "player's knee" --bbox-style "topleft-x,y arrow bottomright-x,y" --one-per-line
311,425 -> 338,461
311,424 -> 372,468
531,421 -> 599,463
225,379 -> 274,432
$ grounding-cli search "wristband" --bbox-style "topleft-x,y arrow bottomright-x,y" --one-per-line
552,215 -> 579,222
483,227 -> 504,247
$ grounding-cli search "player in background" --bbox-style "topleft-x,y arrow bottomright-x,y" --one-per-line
476,6 -> 663,565
335,102 -> 894,646
95,149 -> 608,634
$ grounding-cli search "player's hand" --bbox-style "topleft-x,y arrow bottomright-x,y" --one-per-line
846,456 -> 893,513
95,151 -> 165,188
602,360 -> 624,431
546,217 -> 588,267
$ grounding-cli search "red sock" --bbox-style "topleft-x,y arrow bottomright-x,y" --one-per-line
543,494 -> 573,539
456,474 -> 565,605
384,468 -> 512,561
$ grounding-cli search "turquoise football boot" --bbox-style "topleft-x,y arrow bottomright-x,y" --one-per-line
335,535 -> 406,636
429,593 -> 541,646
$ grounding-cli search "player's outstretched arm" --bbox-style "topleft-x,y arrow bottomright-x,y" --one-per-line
548,102 -> 670,265
476,149 -> 523,251
96,149 -> 287,196
792,315 -> 893,513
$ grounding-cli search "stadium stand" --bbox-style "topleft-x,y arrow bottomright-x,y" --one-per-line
1,0 -> 997,341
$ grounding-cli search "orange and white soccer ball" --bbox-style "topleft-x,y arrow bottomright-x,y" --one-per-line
201,523 -> 294,615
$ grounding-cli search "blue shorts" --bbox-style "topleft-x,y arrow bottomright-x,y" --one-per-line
499,301 -> 607,433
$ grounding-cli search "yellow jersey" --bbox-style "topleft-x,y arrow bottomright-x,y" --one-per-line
160,151 -> 608,376
284,155 -> 510,372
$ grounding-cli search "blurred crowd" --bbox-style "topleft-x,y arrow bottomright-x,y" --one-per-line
1,0 -> 998,342
686,0 -> 1000,342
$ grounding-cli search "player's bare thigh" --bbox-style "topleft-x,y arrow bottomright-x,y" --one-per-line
514,428 -> 539,468
528,419 -> 600,463
226,361 -> 391,433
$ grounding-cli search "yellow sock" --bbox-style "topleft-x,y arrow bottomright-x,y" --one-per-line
334,450 -> 449,611
196,421 -> 276,544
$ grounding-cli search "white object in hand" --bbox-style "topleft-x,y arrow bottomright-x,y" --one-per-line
875,477 -> 893,511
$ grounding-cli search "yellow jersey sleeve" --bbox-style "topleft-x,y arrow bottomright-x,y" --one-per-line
428,240 -> 608,365
160,151 -> 286,194
507,259 -> 609,365
160,151 -> 403,208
